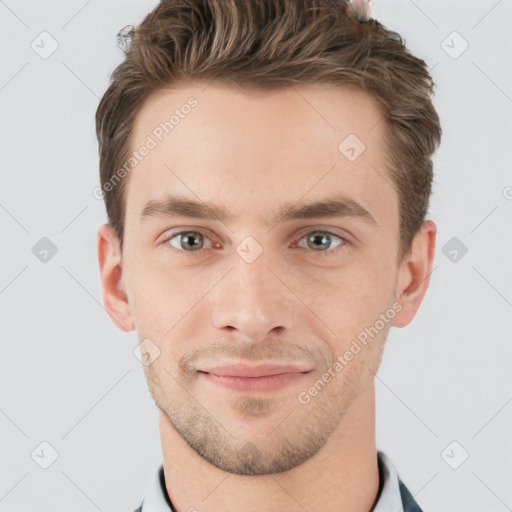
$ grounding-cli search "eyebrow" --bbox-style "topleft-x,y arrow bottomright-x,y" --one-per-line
140,194 -> 378,228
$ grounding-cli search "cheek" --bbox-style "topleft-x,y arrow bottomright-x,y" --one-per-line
125,263 -> 212,346
126,253 -> 201,308
301,261 -> 396,340
124,269 -> 177,345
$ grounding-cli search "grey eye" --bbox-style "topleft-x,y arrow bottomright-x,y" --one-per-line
298,232 -> 343,252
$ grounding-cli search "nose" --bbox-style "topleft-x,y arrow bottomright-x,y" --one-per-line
211,255 -> 297,343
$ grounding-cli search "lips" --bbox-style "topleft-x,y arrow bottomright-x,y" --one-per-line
197,363 -> 311,392
198,363 -> 311,377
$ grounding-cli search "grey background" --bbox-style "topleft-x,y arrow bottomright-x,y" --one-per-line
1,0 -> 511,510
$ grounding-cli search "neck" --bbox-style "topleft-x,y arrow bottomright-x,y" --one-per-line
159,382 -> 380,512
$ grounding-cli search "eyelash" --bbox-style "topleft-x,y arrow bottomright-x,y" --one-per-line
161,229 -> 350,258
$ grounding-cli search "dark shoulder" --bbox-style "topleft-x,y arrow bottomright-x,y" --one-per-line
398,477 -> 424,512
132,506 -> 142,512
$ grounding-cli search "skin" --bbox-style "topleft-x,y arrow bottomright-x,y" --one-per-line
97,81 -> 436,512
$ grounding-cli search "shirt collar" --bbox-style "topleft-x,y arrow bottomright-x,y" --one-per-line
139,450 -> 417,512
372,450 -> 405,512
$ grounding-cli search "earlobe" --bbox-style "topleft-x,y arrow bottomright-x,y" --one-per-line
97,224 -> 135,332
391,220 -> 437,329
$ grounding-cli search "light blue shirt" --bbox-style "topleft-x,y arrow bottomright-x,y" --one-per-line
135,450 -> 423,512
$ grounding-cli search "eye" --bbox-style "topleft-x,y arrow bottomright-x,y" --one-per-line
293,231 -> 348,256
165,230 -> 216,254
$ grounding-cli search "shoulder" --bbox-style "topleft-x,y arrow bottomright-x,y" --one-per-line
398,476 -> 424,512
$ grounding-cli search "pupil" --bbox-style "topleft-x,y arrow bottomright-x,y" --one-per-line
309,233 -> 329,250
183,232 -> 201,249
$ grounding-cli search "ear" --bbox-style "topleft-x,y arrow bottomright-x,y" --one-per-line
391,220 -> 437,328
97,223 -> 135,332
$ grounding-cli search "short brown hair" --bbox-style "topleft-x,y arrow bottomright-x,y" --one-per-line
96,0 -> 442,262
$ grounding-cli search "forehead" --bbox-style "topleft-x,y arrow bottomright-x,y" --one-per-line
125,81 -> 397,228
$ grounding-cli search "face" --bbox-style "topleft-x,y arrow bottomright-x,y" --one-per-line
98,81 -> 433,475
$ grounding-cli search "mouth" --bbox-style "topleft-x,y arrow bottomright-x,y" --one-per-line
197,363 -> 312,392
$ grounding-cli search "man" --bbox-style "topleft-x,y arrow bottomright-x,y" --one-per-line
96,0 -> 441,510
